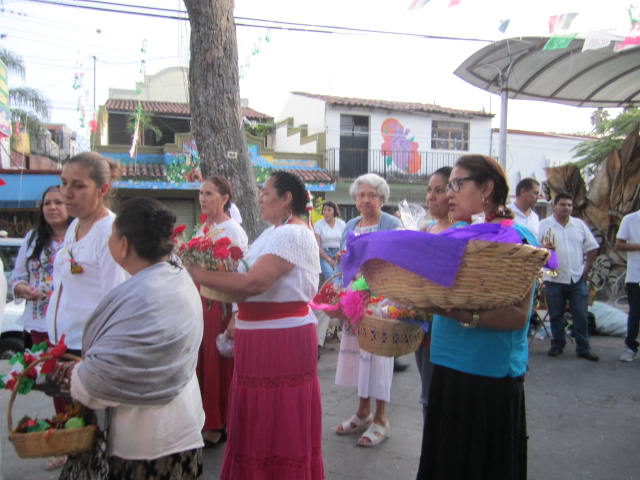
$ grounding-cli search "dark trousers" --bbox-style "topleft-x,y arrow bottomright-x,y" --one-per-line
544,280 -> 591,354
625,283 -> 640,352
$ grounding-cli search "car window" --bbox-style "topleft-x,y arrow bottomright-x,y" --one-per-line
0,243 -> 21,301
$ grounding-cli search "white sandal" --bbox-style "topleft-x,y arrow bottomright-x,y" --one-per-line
356,421 -> 390,447
334,413 -> 373,435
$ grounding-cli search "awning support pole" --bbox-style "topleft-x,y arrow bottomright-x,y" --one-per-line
498,84 -> 508,170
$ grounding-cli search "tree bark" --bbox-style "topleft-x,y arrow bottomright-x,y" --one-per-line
184,0 -> 263,240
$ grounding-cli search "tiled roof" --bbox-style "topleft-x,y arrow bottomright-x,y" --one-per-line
291,92 -> 494,118
104,99 -> 273,121
116,162 -> 333,184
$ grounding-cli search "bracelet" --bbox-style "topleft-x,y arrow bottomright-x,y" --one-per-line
461,311 -> 480,328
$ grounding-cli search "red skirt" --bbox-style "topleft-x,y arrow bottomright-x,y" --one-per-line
220,323 -> 324,480
196,299 -> 234,431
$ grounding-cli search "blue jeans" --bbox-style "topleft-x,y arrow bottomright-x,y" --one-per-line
545,280 -> 591,354
320,247 -> 340,284
625,283 -> 640,352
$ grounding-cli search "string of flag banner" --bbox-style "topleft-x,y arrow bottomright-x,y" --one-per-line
129,39 -> 147,159
408,1 -> 640,52
239,29 -> 272,80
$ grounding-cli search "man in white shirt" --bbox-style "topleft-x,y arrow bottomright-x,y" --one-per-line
615,209 -> 640,362
508,178 -> 540,237
538,193 -> 600,361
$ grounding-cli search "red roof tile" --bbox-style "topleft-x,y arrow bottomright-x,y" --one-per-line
291,92 -> 493,118
105,99 -> 273,121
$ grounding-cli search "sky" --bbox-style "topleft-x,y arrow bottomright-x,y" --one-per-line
2,0 -> 637,146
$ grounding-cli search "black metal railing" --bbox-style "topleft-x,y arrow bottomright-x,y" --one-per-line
325,148 -> 459,182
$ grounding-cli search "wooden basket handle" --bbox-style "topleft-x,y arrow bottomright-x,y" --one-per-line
7,353 -> 81,433
320,271 -> 343,290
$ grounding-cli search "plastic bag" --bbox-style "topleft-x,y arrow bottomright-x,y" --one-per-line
398,199 -> 427,231
216,331 -> 234,358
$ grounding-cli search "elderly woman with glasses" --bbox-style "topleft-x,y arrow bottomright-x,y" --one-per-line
334,173 -> 401,448
416,155 -> 536,480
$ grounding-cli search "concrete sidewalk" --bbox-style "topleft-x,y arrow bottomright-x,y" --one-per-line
2,334 -> 639,479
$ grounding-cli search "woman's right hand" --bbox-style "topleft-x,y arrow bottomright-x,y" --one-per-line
14,283 -> 42,301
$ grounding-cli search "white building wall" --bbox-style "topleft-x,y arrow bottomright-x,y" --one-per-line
325,105 -> 493,176
109,67 -> 189,103
490,131 -> 589,197
275,95 -> 326,153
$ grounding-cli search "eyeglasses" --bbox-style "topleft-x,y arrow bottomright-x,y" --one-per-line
446,177 -> 474,193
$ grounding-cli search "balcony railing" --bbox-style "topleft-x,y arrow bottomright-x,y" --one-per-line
325,148 -> 460,182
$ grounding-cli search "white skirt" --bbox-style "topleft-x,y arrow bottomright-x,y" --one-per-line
335,329 -> 394,402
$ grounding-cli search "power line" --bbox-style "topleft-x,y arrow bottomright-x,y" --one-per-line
22,0 -> 493,43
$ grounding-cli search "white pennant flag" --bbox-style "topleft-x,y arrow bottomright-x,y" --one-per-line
582,31 -> 613,52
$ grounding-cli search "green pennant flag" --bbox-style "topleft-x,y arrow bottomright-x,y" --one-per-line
543,34 -> 577,50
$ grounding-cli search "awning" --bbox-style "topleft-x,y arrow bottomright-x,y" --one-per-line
454,36 -> 640,108
0,172 -> 61,208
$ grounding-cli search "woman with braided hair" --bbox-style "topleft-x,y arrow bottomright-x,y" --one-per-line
187,170 -> 324,480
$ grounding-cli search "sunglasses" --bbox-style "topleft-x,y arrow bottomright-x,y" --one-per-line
446,177 -> 474,193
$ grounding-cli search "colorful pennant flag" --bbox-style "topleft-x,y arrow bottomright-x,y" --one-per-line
548,13 -> 578,34
614,23 -> 640,51
543,34 -> 577,51
408,0 -> 430,9
582,31 -> 613,52
448,0 -> 460,6
498,19 -> 510,33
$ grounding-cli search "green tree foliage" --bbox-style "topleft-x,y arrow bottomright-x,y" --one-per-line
126,113 -> 163,146
0,48 -> 50,135
573,107 -> 640,170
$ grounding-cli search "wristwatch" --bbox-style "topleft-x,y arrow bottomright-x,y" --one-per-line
462,311 -> 480,328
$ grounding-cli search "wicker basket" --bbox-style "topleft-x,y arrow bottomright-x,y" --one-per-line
356,314 -> 425,357
361,240 -> 550,310
312,272 -> 348,321
7,354 -> 97,458
200,285 -> 244,304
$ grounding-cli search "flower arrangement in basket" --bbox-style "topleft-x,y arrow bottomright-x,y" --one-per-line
310,273 -> 348,321
2,336 -> 98,458
174,214 -> 247,303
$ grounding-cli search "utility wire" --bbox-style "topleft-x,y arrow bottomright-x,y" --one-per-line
22,0 -> 493,42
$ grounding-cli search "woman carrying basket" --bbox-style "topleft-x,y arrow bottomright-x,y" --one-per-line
417,155 -> 536,480
334,173 -> 401,447
52,198 -> 205,478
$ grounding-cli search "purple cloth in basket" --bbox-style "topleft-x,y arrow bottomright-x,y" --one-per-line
341,223 -> 555,288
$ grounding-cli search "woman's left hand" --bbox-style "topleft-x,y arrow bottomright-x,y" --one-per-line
51,360 -> 79,391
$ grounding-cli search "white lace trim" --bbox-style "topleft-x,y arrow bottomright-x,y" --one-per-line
247,224 -> 320,275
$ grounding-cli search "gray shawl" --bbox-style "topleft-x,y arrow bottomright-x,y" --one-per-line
77,262 -> 203,406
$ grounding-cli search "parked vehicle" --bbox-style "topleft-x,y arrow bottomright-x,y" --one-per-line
0,238 -> 27,358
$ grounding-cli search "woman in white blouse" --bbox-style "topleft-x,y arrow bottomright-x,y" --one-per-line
314,201 -> 345,283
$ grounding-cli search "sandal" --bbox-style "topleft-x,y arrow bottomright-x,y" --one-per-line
334,413 -> 373,435
356,421 -> 390,447
45,455 -> 67,470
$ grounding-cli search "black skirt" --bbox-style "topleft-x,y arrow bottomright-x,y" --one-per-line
417,365 -> 527,480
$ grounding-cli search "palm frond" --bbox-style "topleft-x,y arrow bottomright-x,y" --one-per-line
9,87 -> 50,120
0,48 -> 25,79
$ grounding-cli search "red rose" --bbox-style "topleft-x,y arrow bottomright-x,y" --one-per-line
187,237 -> 201,249
171,225 -> 186,239
198,238 -> 214,252
213,245 -> 230,259
203,226 -> 210,235
215,237 -> 232,248
179,243 -> 187,252
229,246 -> 244,261
200,213 -> 207,224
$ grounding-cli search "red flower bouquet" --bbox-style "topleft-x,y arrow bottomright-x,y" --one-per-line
174,223 -> 247,303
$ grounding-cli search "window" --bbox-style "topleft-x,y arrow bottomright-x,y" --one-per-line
431,121 -> 469,151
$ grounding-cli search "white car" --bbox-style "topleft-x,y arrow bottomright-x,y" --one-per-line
0,237 -> 26,358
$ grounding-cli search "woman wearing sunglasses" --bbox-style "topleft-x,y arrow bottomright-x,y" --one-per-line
417,155 -> 535,480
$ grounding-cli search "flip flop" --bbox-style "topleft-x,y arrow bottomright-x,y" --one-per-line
356,421 -> 390,447
334,413 -> 373,435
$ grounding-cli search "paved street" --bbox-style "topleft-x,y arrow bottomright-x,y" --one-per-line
1,334 -> 639,479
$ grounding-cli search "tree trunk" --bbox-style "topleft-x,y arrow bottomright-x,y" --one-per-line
184,0 -> 263,240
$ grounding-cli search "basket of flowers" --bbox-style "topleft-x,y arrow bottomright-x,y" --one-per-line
310,273 -> 348,321
2,338 -> 97,458
340,280 -> 430,357
174,223 -> 247,304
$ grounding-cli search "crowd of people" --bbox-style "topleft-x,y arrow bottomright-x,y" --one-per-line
3,149 -> 638,480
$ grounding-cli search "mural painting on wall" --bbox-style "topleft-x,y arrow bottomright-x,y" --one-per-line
381,118 -> 421,174
166,138 -> 203,183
